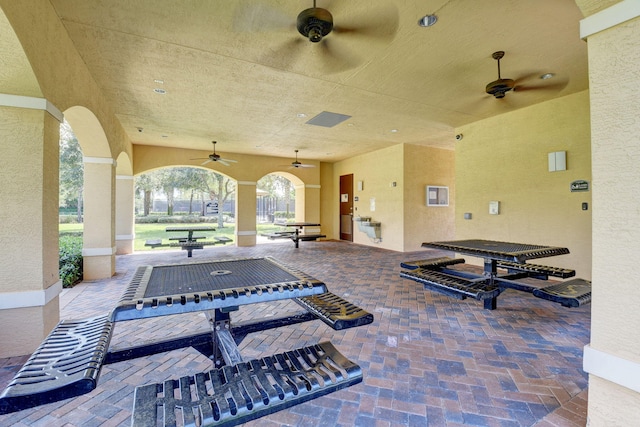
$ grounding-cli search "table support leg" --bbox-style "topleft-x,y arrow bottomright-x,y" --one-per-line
207,309 -> 237,367
484,297 -> 497,310
483,259 -> 498,310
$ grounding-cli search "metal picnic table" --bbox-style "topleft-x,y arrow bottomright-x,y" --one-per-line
0,257 -> 373,426
401,239 -> 591,310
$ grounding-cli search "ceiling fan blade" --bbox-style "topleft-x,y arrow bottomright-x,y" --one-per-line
318,39 -> 361,73
218,159 -> 231,167
259,38 -> 304,70
332,4 -> 399,42
514,79 -> 569,93
232,1 -> 293,33
201,159 -> 212,166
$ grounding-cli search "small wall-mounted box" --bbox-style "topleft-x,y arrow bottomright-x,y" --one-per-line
489,201 -> 500,215
548,151 -> 567,172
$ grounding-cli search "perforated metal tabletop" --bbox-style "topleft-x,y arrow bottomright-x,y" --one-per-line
423,239 -> 570,263
112,257 -> 327,321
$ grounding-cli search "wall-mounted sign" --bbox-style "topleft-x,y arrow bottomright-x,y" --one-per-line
570,180 -> 590,192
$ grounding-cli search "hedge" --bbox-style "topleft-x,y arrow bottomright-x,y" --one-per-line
59,233 -> 83,288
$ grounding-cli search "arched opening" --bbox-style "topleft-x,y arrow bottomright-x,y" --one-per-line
133,166 -> 236,252
256,172 -> 309,243
63,106 -> 115,279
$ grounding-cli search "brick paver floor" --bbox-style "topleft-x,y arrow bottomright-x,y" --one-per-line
0,240 -> 589,426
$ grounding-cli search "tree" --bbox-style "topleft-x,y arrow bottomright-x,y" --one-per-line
200,171 -> 235,228
135,173 -> 157,216
258,174 -> 295,219
59,121 -> 84,222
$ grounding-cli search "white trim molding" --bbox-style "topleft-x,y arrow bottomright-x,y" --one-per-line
83,156 -> 117,165
82,246 -> 116,257
581,0 -> 640,39
116,175 -> 134,180
116,234 -> 135,241
236,230 -> 257,236
0,280 -> 63,310
584,344 -> 640,393
237,181 -> 257,186
0,93 -> 64,122
306,184 -> 321,189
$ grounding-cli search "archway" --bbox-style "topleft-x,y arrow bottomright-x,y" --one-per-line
64,106 -> 115,279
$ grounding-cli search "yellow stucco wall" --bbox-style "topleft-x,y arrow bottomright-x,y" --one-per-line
332,143 -> 456,251
455,91 -> 592,279
333,144 -> 405,250
403,144 -> 456,251
585,11 -> 640,425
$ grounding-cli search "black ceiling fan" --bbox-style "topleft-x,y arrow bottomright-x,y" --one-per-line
485,51 -> 567,99
485,51 -> 516,99
191,141 -> 237,167
282,150 -> 315,169
236,1 -> 398,72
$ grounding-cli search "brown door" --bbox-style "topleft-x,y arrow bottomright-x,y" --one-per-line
339,174 -> 354,241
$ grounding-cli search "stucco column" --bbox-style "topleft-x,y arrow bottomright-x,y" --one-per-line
578,2 -> 640,425
82,157 -> 116,279
115,174 -> 134,254
0,98 -> 62,357
235,181 -> 257,246
295,183 -> 322,234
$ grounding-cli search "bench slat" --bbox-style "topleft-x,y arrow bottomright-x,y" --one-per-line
400,269 -> 500,301
297,234 -> 326,241
295,292 -> 374,330
496,260 -> 576,278
131,341 -> 362,427
532,278 -> 591,307
400,256 -> 465,270
0,315 -> 113,414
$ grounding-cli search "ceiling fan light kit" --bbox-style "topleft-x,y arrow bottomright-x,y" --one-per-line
297,6 -> 333,43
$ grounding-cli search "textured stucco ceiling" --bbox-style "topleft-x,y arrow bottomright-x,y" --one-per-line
49,0 -> 588,162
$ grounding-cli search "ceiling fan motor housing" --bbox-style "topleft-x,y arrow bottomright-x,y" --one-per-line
297,8 -> 333,42
486,78 -> 515,98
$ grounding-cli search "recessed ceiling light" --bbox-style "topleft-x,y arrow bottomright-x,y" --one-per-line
297,113 -> 307,118
540,73 -> 555,80
154,79 -> 164,84
418,15 -> 437,27
390,129 -> 399,133
153,88 -> 167,94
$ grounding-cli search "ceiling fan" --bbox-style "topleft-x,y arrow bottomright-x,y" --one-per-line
485,51 -> 516,99
485,51 -> 567,99
236,1 -> 398,72
192,141 -> 237,167
283,150 -> 315,169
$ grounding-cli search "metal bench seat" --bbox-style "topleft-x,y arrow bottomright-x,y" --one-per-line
400,256 -> 465,270
295,292 -> 374,330
532,278 -> 592,307
168,235 -> 207,241
296,234 -> 326,241
400,269 -> 500,301
131,341 -> 362,427
496,260 -> 576,279
145,239 -> 166,248
0,315 -> 114,414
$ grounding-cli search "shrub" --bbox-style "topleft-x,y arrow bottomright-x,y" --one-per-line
59,215 -> 80,224
59,234 -> 83,288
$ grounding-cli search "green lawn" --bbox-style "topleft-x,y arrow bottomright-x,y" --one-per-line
59,222 -> 283,251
